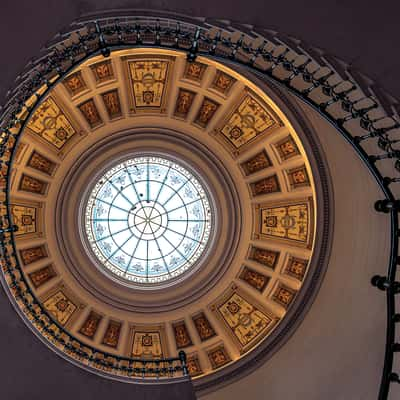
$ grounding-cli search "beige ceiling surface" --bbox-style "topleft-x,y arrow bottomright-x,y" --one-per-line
3,48 -> 328,386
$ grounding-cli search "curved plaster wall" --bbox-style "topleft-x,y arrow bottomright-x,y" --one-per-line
201,93 -> 392,399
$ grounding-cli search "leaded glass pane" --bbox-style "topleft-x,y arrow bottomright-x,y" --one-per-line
84,156 -> 212,284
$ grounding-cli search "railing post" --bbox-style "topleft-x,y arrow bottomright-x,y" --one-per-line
179,350 -> 188,376
0,224 -> 18,234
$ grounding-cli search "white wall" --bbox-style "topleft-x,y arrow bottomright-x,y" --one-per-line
201,95 -> 394,400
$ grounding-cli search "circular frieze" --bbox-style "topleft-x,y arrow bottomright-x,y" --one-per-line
84,155 -> 212,286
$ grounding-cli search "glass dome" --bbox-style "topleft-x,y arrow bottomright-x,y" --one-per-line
84,156 -> 212,285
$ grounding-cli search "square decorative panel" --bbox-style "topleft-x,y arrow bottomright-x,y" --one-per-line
183,61 -> 207,82
27,97 -> 76,149
275,135 -> 300,161
172,321 -> 193,349
28,264 -> 56,288
272,283 -> 297,309
286,165 -> 310,189
186,354 -> 203,377
218,93 -> 282,152
240,150 -> 272,176
126,57 -> 172,111
174,89 -> 196,118
214,290 -> 277,350
19,174 -> 47,195
255,198 -> 314,248
43,290 -> 77,326
207,344 -> 231,369
11,204 -> 39,236
27,151 -> 56,176
195,98 -> 219,128
239,266 -> 270,292
78,99 -> 103,128
102,320 -> 122,348
248,246 -> 279,269
131,330 -> 165,359
250,175 -> 280,196
19,245 -> 47,265
63,71 -> 87,96
101,89 -> 122,119
90,60 -> 115,84
211,70 -> 236,95
79,311 -> 102,339
283,256 -> 308,281
192,312 -> 216,342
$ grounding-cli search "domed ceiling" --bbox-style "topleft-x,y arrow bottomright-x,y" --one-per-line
1,44 -> 331,387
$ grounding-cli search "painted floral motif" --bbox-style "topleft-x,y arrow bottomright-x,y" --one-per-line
78,99 -> 102,128
275,135 -> 300,160
80,311 -> 102,339
239,266 -> 269,292
287,165 -> 310,188
272,283 -> 297,309
28,265 -> 56,288
19,245 -> 47,265
207,345 -> 231,369
91,60 -> 114,83
63,71 -> 87,96
186,354 -> 203,377
211,71 -> 236,94
184,61 -> 207,82
101,90 -> 122,119
241,150 -> 271,175
102,320 -> 122,348
27,151 -> 56,175
249,246 -> 279,269
174,89 -> 196,118
284,256 -> 308,281
195,98 -> 219,127
250,175 -> 280,196
173,321 -> 192,349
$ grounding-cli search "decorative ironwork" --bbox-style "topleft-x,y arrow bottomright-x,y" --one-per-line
0,12 -> 398,392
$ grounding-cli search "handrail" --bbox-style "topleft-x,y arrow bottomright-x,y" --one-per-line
0,12 -> 398,393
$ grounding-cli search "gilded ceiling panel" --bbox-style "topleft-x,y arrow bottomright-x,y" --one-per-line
11,203 -> 39,236
28,264 -> 56,288
127,58 -> 172,111
255,198 -> 314,248
240,150 -> 272,176
43,290 -> 77,326
27,151 -> 56,176
102,320 -> 122,348
19,244 -> 47,265
213,290 -> 277,351
218,93 -> 282,152
131,330 -> 165,359
27,97 -> 76,149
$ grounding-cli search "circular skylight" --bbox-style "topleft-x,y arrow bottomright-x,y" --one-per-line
84,156 -> 212,285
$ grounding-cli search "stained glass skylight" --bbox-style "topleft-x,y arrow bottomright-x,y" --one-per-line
84,156 -> 212,285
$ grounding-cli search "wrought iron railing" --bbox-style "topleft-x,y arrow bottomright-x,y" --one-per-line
0,11 -> 399,395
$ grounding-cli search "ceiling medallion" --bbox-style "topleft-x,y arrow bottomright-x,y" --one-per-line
84,156 -> 212,286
